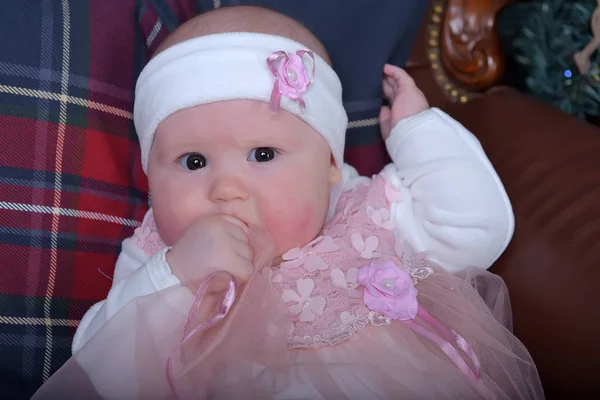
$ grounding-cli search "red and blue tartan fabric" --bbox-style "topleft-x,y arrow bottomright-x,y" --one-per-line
0,0 -> 427,397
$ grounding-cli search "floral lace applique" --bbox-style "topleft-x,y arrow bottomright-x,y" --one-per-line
405,252 -> 435,284
340,308 -> 391,333
330,267 -> 361,298
366,205 -> 395,230
133,211 -> 166,256
351,233 -> 381,259
280,236 -> 339,273
281,278 -> 326,323
340,308 -> 369,331
271,175 -> 436,349
385,179 -> 403,205
324,182 -> 371,239
393,237 -> 434,285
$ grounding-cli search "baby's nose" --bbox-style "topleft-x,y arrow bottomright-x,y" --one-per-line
208,174 -> 250,203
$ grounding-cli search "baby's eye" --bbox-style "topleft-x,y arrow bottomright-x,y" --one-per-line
179,153 -> 206,170
248,147 -> 278,163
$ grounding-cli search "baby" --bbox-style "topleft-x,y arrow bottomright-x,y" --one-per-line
36,5 -> 543,400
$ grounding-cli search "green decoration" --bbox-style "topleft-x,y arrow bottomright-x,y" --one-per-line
497,0 -> 600,118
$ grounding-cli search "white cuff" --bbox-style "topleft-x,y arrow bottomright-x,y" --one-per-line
385,108 -> 445,164
146,247 -> 181,291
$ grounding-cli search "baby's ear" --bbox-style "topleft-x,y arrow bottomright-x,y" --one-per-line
329,156 -> 342,185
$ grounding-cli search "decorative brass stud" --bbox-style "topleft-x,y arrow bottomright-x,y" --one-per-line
426,2 -> 475,104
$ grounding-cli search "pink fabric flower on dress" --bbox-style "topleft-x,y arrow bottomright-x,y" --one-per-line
385,179 -> 403,204
351,233 -> 381,259
267,50 -> 315,112
281,278 -> 326,323
358,260 -> 418,320
366,205 -> 395,230
134,214 -> 165,256
280,236 -> 339,273
331,267 -> 361,298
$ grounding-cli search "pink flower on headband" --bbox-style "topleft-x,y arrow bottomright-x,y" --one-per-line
267,50 -> 315,112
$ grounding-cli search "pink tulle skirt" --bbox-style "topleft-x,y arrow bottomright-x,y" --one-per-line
34,237 -> 544,399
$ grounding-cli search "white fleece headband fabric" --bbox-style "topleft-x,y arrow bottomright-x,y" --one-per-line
134,32 -> 348,174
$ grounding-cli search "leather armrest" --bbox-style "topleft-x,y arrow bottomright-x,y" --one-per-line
443,87 -> 600,398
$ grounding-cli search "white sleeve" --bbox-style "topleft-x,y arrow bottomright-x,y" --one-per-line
380,108 -> 514,272
72,237 -> 181,353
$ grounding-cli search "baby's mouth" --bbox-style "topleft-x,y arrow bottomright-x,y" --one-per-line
220,214 -> 250,233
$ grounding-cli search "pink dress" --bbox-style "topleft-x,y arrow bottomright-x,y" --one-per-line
34,176 -> 544,399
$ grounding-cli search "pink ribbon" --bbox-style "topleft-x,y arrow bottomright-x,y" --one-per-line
267,50 -> 315,113
166,271 -> 237,399
404,306 -> 495,399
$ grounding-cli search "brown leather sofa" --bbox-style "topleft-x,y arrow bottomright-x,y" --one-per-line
406,1 -> 600,398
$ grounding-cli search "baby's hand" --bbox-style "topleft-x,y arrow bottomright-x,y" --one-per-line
379,64 -> 429,140
166,214 -> 253,291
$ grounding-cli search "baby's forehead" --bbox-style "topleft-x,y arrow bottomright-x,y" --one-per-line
155,100 -> 312,146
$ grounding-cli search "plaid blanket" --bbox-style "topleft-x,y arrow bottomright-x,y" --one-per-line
0,0 -> 428,397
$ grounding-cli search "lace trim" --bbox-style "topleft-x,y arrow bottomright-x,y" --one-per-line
406,253 -> 435,284
288,306 -> 394,348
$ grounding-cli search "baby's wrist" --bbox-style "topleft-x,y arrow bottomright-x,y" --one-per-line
165,246 -> 188,282
392,107 -> 430,127
165,247 -> 214,288
145,245 -> 182,291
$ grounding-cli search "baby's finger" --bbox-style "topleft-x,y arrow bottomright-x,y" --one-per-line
235,261 -> 255,283
222,215 -> 249,235
379,106 -> 392,140
382,78 -> 395,102
385,76 -> 398,90
228,225 -> 250,243
206,256 -> 253,292
205,271 -> 245,293
235,243 -> 253,263
384,64 -> 416,88
379,105 -> 391,124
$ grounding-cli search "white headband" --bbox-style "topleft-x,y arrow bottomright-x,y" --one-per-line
134,32 -> 348,174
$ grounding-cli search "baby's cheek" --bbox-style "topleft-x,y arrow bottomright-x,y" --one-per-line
152,203 -> 185,246
151,186 -> 206,246
262,201 -> 321,256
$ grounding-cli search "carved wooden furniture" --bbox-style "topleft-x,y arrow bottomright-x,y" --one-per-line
423,0 -> 516,103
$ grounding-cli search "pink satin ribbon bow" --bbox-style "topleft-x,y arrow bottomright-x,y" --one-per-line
267,50 -> 315,113
166,271 -> 237,399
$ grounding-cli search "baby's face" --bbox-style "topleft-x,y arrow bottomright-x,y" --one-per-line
148,100 -> 341,256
